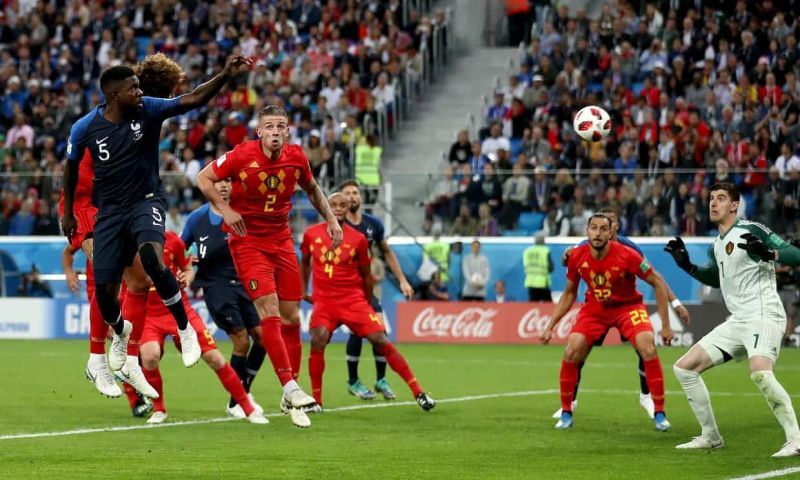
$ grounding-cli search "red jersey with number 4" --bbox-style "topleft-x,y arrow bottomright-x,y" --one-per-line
58,148 -> 96,213
566,241 -> 653,308
301,222 -> 370,304
211,141 -> 313,240
147,231 -> 190,316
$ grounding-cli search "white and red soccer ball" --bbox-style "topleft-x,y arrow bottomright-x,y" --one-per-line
573,106 -> 612,142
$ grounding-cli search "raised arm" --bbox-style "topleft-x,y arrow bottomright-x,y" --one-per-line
665,236 -> 720,288
179,55 -> 251,110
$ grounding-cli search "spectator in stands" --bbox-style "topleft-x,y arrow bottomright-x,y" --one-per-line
493,279 -> 512,303
32,201 -> 59,235
499,165 -> 531,229
423,271 -> 449,301
450,204 -> 479,237
9,200 -> 35,236
476,202 -> 500,237
462,240 -> 490,301
17,265 -> 52,298
449,130 -> 471,165
486,91 -> 508,125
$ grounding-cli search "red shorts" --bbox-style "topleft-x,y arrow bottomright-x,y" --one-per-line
229,236 -> 302,302
311,298 -> 385,337
141,304 -> 217,354
570,303 -> 653,346
59,199 -> 97,251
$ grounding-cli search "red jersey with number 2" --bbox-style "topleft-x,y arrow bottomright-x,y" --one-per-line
211,141 -> 313,241
566,241 -> 653,308
301,222 -> 371,304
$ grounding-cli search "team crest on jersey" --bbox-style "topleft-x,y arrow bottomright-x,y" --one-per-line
249,279 -> 258,291
593,273 -> 607,286
726,241 -> 734,255
266,175 -> 280,190
324,250 -> 336,262
131,121 -> 143,141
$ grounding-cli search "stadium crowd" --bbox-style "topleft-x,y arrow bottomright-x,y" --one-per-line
0,0 -> 441,235
427,0 -> 800,238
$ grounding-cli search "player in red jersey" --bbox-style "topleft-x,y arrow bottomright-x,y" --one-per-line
540,213 -> 673,431
300,192 -> 435,411
58,54 -> 188,400
196,105 -> 343,428
138,231 -> 268,425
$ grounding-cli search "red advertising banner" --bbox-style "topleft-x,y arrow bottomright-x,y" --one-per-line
396,302 -> 622,345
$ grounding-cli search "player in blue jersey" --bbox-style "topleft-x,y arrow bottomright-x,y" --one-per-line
181,177 -> 266,417
61,55 -> 251,371
339,180 -> 415,400
553,205 -> 691,419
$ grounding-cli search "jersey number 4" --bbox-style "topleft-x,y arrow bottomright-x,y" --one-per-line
324,263 -> 334,278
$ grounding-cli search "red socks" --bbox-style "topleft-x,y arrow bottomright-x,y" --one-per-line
123,383 -> 139,409
560,360 -> 579,412
643,357 -> 666,413
88,294 -> 107,354
259,316 -> 294,386
281,323 -> 302,380
143,368 -> 165,413
378,342 -> 422,396
308,349 -> 325,405
215,364 -> 254,416
122,291 -> 148,356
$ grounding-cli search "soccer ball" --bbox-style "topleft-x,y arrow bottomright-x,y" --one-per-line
573,106 -> 612,142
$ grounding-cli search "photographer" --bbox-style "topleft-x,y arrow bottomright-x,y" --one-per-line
17,264 -> 52,298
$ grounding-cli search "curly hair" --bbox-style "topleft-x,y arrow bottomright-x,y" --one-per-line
133,53 -> 184,99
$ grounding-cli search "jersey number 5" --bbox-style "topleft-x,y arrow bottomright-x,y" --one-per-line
324,263 -> 334,278
264,194 -> 277,212
97,141 -> 110,161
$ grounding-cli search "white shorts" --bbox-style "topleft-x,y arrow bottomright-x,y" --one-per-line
698,316 -> 785,365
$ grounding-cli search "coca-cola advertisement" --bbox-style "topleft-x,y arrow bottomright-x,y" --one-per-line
397,302 -> 622,345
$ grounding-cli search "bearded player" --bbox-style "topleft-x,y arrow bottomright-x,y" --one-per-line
301,192 -> 435,411
339,180 -> 415,401
196,105 -> 342,429
137,231 -> 268,425
540,213 -> 673,431
553,205 -> 691,419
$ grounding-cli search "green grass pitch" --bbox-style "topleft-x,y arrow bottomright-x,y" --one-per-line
1,340 -> 799,479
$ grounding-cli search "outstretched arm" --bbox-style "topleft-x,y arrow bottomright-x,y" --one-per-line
540,278 -> 578,344
665,237 -> 720,288
179,55 -> 251,110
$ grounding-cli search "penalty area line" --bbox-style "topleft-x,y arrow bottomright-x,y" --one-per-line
728,466 -> 800,480
0,389 -> 559,441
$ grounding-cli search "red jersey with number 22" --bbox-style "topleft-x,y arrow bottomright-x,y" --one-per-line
211,141 -> 313,241
301,222 -> 370,304
566,241 -> 653,308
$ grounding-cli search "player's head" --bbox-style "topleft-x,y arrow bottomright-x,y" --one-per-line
215,177 -> 232,203
100,65 -> 142,112
327,192 -> 348,222
598,205 -> 622,239
338,180 -> 362,213
257,105 -> 289,154
587,213 -> 612,251
134,53 -> 184,98
709,182 -> 740,225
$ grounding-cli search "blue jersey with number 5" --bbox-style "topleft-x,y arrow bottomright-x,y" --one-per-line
66,97 -> 189,212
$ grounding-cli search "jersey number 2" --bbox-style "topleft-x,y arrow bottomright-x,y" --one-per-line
264,194 -> 277,212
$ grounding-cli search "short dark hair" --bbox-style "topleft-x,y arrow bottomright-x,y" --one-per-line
709,182 -> 740,202
258,105 -> 288,120
99,65 -> 136,93
588,213 -> 612,228
338,180 -> 360,191
599,205 -> 622,218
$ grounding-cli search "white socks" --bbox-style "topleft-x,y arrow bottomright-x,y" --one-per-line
674,366 -> 722,442
89,353 -> 107,364
751,370 -> 800,443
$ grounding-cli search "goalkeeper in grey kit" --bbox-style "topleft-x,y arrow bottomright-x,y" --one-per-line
665,182 -> 800,457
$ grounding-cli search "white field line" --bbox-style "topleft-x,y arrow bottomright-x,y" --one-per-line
0,389 -> 558,441
727,467 -> 800,480
0,387 -> 795,441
